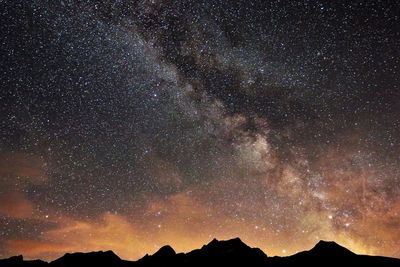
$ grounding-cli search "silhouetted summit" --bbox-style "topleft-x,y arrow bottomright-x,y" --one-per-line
310,240 -> 355,256
0,255 -> 47,267
1,238 -> 399,267
137,245 -> 177,266
184,237 -> 267,266
51,250 -> 126,267
152,245 -> 176,257
274,240 -> 398,267
201,237 -> 254,252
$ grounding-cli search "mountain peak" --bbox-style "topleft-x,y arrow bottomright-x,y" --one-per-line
204,237 -> 247,249
51,250 -> 121,266
199,237 -> 267,259
310,240 -> 355,256
153,245 -> 176,257
61,250 -> 118,256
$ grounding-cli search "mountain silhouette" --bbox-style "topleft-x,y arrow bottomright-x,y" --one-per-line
309,240 -> 356,256
50,250 -> 131,267
0,255 -> 47,267
1,238 -> 399,267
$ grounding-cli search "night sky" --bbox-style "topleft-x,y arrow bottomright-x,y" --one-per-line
1,0 -> 399,260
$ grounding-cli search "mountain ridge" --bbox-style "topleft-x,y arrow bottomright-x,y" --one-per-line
1,238 -> 399,267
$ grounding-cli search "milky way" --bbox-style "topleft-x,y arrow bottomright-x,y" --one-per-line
1,0 -> 399,260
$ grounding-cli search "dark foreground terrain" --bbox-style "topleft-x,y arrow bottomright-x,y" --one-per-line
1,238 -> 399,267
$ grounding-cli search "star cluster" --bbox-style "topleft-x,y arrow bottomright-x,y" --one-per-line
0,0 -> 399,260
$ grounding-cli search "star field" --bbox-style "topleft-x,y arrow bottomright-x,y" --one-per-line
0,0 -> 399,260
